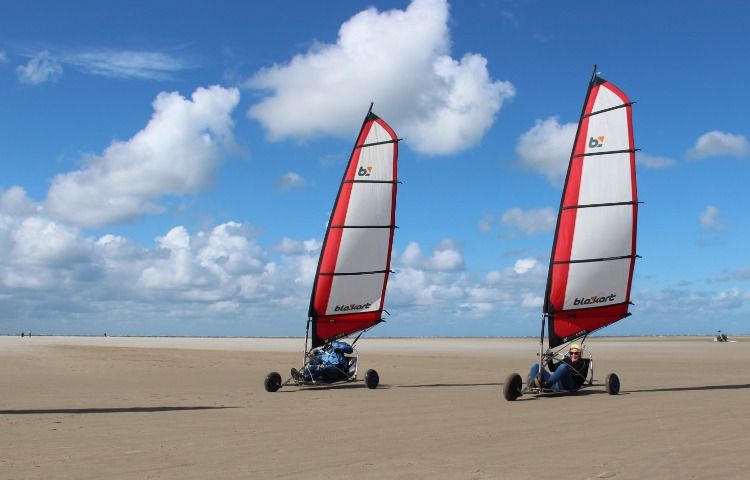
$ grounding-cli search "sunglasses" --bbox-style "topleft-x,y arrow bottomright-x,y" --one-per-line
569,351 -> 580,355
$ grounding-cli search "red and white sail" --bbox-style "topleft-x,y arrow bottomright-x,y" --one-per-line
544,71 -> 638,348
309,108 -> 398,348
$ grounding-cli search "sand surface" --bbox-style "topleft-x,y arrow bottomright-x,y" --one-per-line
1,335 -> 748,479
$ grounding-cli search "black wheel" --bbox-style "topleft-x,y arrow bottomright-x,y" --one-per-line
365,369 -> 379,389
503,373 -> 523,401
605,372 -> 620,395
264,371 -> 282,392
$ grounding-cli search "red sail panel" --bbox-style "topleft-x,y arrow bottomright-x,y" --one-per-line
309,110 -> 398,347
545,74 -> 638,348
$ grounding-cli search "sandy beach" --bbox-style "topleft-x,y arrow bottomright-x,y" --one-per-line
1,335 -> 748,479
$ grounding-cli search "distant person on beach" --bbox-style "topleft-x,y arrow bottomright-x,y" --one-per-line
291,340 -> 353,383
527,343 -> 588,391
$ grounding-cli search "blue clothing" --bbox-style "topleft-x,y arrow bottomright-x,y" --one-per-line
303,341 -> 353,383
529,362 -> 578,391
529,354 -> 587,391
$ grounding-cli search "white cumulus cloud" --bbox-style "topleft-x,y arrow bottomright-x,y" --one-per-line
16,50 -> 63,85
501,207 -> 556,236
687,131 -> 750,159
516,117 -> 576,183
513,258 -> 538,275
275,172 -> 307,190
247,0 -> 514,155
637,152 -> 677,169
45,85 -> 240,228
1,186 -> 39,216
397,239 -> 464,272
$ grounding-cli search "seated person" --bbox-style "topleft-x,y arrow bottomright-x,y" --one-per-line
292,340 -> 354,383
528,343 -> 588,391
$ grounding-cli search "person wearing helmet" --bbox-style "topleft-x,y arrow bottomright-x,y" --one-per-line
291,340 -> 354,383
527,343 -> 588,391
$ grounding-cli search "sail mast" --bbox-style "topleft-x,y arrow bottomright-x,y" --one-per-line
542,65 -> 599,342
307,103 -> 375,322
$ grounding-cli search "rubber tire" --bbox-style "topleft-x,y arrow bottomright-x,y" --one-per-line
264,372 -> 282,392
503,373 -> 523,401
365,369 -> 379,389
605,372 -> 620,395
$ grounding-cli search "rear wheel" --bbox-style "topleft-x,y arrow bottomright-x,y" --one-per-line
264,372 -> 282,392
503,373 -> 523,401
605,373 -> 620,395
365,369 -> 379,389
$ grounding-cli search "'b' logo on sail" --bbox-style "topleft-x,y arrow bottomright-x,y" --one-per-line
358,166 -> 373,176
588,136 -> 605,148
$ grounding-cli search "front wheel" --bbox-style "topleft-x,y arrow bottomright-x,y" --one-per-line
365,369 -> 379,389
503,373 -> 523,401
264,371 -> 282,392
605,373 -> 620,395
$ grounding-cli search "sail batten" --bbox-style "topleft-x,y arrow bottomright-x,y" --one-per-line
357,138 -> 400,148
584,102 -> 634,117
574,148 -> 637,158
553,254 -> 637,265
562,200 -> 637,210
544,69 -> 638,348
308,109 -> 398,348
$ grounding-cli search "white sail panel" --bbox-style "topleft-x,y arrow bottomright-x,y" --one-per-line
592,84 -> 626,112
562,257 -> 632,311
357,123 -> 396,182
334,228 -> 391,274
325,273 -> 385,315
577,152 -> 633,205
344,183 -> 393,227
569,204 -> 634,260
584,109 -> 629,153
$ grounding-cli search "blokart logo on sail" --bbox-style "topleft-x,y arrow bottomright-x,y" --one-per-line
573,293 -> 616,306
588,135 -> 605,148
357,166 -> 373,176
334,302 -> 372,312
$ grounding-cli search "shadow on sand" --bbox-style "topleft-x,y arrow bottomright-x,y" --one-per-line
393,382 -> 502,389
512,383 -> 750,401
0,406 -> 237,415
627,383 -> 750,394
279,382 -> 500,391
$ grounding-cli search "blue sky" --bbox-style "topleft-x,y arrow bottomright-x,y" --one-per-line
1,0 -> 749,337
